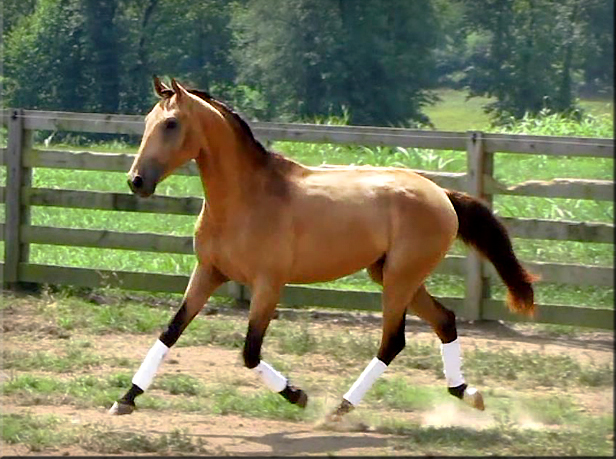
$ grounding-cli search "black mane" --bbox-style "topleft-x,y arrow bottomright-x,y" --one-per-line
187,89 -> 270,158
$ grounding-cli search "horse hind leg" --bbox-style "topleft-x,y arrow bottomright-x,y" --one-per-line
328,263 -> 424,421
408,285 -> 484,411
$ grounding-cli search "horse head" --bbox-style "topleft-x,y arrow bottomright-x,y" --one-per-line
128,76 -> 204,197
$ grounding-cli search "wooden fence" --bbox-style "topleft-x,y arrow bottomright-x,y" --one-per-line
1,108 -> 613,329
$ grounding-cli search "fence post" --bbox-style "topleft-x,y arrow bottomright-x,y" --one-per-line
464,131 -> 494,321
4,109 -> 33,288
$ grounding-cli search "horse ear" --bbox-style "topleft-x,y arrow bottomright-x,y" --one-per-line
170,78 -> 188,102
153,76 -> 173,99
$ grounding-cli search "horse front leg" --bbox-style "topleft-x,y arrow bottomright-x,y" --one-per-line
243,281 -> 308,408
109,263 -> 227,415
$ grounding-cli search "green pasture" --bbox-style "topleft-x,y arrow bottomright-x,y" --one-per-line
424,88 -> 613,131
424,88 -> 496,131
0,92 -> 613,310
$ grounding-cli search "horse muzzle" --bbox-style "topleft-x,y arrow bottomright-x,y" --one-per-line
127,172 -> 158,198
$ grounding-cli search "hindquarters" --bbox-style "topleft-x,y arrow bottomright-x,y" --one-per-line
386,180 -> 459,269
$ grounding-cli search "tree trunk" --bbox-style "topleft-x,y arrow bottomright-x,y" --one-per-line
82,0 -> 120,113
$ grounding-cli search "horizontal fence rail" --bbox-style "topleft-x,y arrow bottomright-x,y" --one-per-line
1,109 -> 614,329
2,109 -> 613,156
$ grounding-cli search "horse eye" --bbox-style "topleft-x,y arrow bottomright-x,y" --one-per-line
164,118 -> 178,130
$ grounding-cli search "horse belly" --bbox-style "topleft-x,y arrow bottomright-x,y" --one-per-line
288,213 -> 386,284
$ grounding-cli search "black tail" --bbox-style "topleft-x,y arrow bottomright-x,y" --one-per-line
446,189 -> 538,316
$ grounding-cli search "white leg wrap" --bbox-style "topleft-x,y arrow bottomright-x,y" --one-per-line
132,339 -> 169,391
252,361 -> 287,392
441,339 -> 465,388
343,357 -> 387,406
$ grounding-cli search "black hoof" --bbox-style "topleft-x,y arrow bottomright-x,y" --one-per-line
448,383 -> 467,399
279,384 -> 308,408
109,400 -> 135,415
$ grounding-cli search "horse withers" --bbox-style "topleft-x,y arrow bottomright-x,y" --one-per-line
109,77 -> 537,419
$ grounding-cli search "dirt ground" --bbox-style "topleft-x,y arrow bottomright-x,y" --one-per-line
1,295 -> 614,456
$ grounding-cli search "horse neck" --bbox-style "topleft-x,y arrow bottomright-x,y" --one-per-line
193,110 -> 269,220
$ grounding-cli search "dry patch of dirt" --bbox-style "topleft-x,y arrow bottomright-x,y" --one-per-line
1,293 -> 614,456
1,403 -> 407,457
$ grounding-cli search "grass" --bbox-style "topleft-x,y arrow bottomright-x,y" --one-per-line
463,347 -> 614,388
1,412 -> 217,454
365,380 -> 583,427
379,415 -> 614,456
424,88 -> 496,131
2,411 -> 612,456
579,98 -> 614,118
2,372 -> 209,412
2,347 -> 133,372
2,350 -> 609,422
80,426 -> 216,455
210,385 -> 311,421
2,293 -> 612,456
424,88 -> 613,132
12,294 -> 613,390
367,377 -> 449,411
1,413 -> 71,452
1,371 -> 308,421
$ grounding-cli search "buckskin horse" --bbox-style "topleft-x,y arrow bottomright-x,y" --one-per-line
109,77 -> 536,420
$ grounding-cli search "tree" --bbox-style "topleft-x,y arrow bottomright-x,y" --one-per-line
147,0 -> 235,89
3,0 -> 89,111
117,0 -> 161,114
1,0 -> 38,35
232,0 -> 439,126
81,0 -> 121,113
577,0 -> 614,96
461,0 -> 612,121
430,0 -> 473,88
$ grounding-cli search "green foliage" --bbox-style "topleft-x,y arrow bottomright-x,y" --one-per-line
576,0 -> 614,95
494,107 -> 614,137
460,0 -> 613,122
2,0 -> 611,123
233,0 -> 439,125
142,0 -> 235,107
3,0 -> 89,111
1,0 -> 37,35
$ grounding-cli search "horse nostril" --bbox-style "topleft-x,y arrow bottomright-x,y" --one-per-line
132,175 -> 144,190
